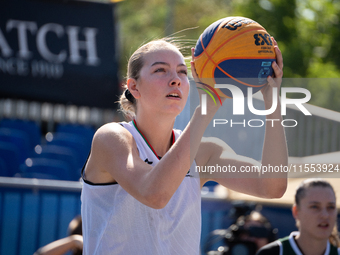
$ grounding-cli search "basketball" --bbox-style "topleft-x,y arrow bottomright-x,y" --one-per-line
194,16 -> 276,98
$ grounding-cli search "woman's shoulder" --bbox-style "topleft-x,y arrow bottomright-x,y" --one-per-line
92,122 -> 134,151
84,122 -> 137,183
95,122 -> 130,138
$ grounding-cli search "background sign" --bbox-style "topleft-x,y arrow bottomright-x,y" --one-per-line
0,0 -> 120,108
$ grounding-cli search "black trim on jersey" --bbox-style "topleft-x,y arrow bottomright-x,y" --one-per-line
145,158 -> 153,164
81,151 -> 118,186
186,169 -> 193,177
83,178 -> 118,186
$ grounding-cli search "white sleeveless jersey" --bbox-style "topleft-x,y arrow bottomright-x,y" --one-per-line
81,121 -> 202,255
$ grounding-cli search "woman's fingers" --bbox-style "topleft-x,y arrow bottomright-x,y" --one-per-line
191,47 -> 200,82
272,37 -> 283,70
272,61 -> 283,79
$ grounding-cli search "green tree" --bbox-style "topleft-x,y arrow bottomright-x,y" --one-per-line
116,0 -> 340,110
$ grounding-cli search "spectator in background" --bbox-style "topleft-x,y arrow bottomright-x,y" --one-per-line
204,209 -> 276,254
34,215 -> 82,255
236,210 -> 277,252
257,178 -> 340,255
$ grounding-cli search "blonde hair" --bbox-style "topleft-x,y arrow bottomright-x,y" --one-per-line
118,38 -> 185,119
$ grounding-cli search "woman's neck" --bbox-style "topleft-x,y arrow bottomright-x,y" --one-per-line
295,232 -> 328,255
134,113 -> 175,158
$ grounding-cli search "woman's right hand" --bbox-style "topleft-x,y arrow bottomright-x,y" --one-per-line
190,47 -> 225,114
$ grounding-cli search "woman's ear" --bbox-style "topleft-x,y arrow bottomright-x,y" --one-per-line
292,204 -> 299,220
127,78 -> 141,99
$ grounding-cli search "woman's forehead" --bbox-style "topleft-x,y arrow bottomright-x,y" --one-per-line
143,47 -> 185,65
303,186 -> 336,202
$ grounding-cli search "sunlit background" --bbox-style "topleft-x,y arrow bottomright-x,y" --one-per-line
0,0 -> 340,254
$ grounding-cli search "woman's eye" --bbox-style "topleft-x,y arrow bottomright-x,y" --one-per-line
179,70 -> 187,75
155,68 -> 165,73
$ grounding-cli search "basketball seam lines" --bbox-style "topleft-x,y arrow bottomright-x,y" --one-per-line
200,28 -> 265,75
202,28 -> 266,77
199,28 -> 268,87
209,28 -> 267,64
195,22 -> 221,59
216,56 -> 273,87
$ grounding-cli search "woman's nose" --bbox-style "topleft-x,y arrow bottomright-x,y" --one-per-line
170,75 -> 181,87
320,208 -> 329,218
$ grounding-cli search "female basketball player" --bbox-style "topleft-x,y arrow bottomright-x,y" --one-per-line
81,38 -> 287,254
257,179 -> 340,255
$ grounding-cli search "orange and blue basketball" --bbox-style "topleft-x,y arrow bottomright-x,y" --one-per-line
194,16 -> 276,98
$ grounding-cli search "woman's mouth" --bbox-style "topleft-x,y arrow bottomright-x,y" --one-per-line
318,223 -> 329,229
166,93 -> 181,99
